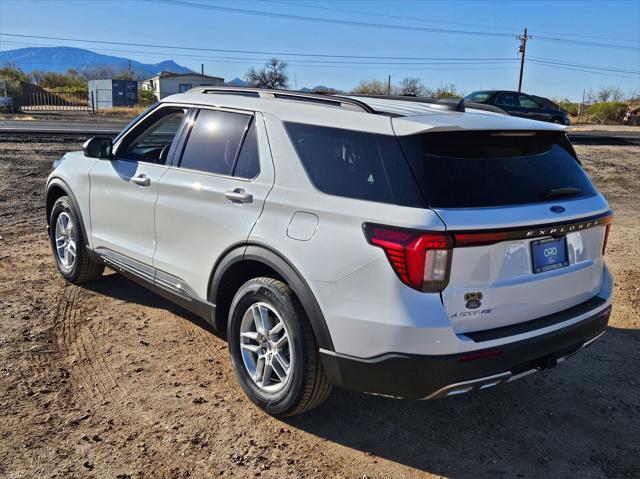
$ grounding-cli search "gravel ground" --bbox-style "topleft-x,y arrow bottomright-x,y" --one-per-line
0,135 -> 638,479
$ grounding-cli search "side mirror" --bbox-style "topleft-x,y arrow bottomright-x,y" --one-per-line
83,137 -> 113,159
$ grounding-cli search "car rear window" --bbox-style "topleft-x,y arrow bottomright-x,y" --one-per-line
285,122 -> 424,207
398,130 -> 596,208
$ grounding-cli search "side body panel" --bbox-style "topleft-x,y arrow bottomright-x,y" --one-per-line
152,112 -> 275,299
89,160 -> 167,265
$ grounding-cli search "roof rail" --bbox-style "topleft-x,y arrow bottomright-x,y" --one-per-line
348,94 -> 464,112
347,94 -> 509,116
192,86 -> 375,113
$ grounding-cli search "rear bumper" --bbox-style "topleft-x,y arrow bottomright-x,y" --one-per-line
321,304 -> 611,399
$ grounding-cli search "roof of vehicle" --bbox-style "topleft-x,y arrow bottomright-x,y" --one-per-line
162,87 -> 565,136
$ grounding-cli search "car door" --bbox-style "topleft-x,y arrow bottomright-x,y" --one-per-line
518,94 -> 546,121
153,107 -> 274,300
89,105 -> 188,267
495,92 -> 525,118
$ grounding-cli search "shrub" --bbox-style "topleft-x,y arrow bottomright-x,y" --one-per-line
557,100 -> 579,116
586,102 -> 629,124
138,89 -> 157,106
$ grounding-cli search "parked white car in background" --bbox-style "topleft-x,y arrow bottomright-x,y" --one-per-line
46,88 -> 613,416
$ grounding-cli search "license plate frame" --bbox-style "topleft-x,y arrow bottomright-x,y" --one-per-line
531,236 -> 570,274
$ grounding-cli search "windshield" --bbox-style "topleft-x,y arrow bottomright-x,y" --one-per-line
398,130 -> 596,208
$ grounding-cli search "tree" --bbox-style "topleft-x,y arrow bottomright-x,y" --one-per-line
245,59 -> 289,89
115,69 -> 138,81
81,66 -> 116,80
397,77 -> 426,96
595,86 -> 625,103
432,83 -> 462,99
350,79 -> 387,95
0,63 -> 30,82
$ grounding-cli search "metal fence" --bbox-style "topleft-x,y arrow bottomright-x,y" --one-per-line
19,88 -> 142,112
20,89 -> 93,112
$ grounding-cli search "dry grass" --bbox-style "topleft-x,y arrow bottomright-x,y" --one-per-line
93,105 -> 148,117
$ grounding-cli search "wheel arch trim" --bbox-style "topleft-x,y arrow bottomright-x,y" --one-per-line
209,243 -> 335,352
45,177 -> 92,252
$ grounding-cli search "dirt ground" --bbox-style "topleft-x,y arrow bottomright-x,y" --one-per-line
0,134 -> 638,479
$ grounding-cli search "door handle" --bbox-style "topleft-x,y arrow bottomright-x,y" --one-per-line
131,174 -> 150,187
225,188 -> 253,204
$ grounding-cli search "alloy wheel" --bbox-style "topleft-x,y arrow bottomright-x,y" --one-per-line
54,211 -> 77,272
239,302 -> 293,393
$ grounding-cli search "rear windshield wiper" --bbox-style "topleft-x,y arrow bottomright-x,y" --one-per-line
541,187 -> 582,200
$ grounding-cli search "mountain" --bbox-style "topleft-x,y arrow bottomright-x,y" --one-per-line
225,77 -> 247,86
300,85 -> 342,93
0,46 -> 193,78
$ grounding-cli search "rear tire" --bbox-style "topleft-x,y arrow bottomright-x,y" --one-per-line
227,277 -> 332,417
49,196 -> 104,284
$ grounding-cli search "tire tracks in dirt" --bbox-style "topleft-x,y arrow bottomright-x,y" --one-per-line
57,286 -> 115,401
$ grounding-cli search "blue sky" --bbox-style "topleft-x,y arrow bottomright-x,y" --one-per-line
0,0 -> 638,100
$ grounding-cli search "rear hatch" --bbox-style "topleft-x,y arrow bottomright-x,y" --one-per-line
397,130 -> 611,334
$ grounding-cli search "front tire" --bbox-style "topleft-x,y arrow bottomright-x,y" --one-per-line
49,196 -> 104,284
227,277 -> 332,417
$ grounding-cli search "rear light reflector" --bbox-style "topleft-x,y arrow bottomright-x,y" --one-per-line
363,223 -> 453,292
457,349 -> 503,363
602,224 -> 611,255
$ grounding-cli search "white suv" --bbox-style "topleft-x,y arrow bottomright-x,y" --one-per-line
46,88 -> 613,416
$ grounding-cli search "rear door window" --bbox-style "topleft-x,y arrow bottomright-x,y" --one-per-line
285,122 -> 424,207
398,130 -> 596,208
496,93 -> 519,107
179,109 -> 251,176
519,94 -> 539,109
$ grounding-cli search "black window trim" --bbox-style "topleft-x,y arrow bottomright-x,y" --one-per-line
230,116 -> 261,180
172,105 -> 260,180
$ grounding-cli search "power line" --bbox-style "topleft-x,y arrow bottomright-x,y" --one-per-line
528,60 -> 640,79
263,0 -> 520,34
0,32 -> 521,60
145,0 -> 515,38
147,0 -> 640,51
529,56 -> 640,75
2,36 -> 636,78
0,43 -> 517,65
267,0 -> 640,45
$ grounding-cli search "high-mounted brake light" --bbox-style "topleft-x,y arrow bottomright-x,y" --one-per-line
363,223 -> 453,292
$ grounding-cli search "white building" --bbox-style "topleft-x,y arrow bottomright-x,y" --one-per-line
142,72 -> 224,100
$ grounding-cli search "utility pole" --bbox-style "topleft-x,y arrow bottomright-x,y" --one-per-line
128,59 -> 132,79
387,74 -> 391,95
517,28 -> 529,92
201,63 -> 204,76
578,88 -> 585,122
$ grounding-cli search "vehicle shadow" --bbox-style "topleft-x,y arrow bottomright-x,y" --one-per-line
82,270 -> 224,340
286,325 -> 640,478
81,272 -> 639,478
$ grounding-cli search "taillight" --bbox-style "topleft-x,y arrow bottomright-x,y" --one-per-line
363,223 -> 453,292
602,224 -> 611,255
